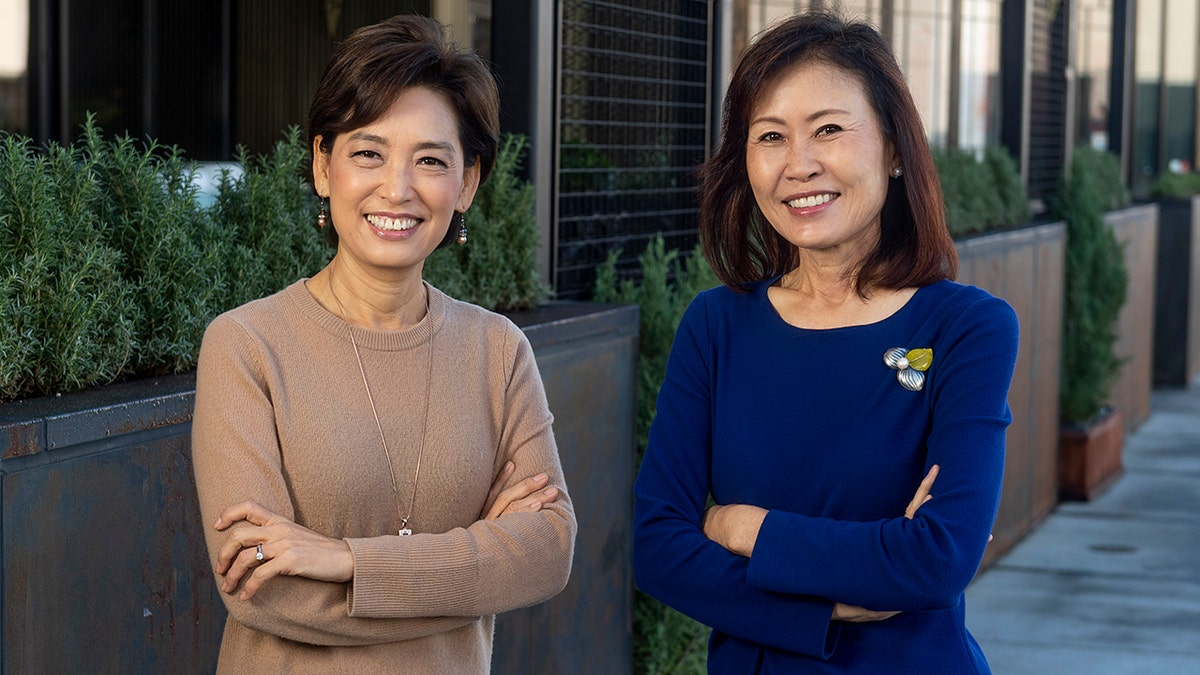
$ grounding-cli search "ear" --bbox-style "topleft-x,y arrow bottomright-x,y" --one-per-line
455,159 -> 482,213
312,135 -> 330,197
887,139 -> 901,175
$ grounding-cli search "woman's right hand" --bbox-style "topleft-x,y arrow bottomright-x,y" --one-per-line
831,465 -> 942,624
482,461 -> 560,520
832,603 -> 901,623
905,464 -> 939,519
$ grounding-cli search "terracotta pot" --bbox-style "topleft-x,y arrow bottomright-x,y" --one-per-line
1058,408 -> 1124,501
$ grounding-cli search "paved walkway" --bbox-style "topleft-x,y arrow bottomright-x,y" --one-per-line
966,378 -> 1200,673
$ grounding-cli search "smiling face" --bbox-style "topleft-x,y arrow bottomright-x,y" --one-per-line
745,60 -> 896,264
312,86 -> 479,278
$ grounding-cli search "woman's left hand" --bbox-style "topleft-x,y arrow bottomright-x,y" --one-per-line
214,501 -> 354,601
703,503 -> 768,557
481,460 -> 561,520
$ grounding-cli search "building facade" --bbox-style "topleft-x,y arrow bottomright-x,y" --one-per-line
2,0 -> 1197,298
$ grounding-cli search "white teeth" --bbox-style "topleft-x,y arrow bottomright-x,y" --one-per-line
366,214 -> 419,231
787,194 -> 834,209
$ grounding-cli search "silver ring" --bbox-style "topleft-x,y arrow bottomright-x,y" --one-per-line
255,544 -> 264,561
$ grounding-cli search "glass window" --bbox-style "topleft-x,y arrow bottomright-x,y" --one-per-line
0,0 -> 29,134
1163,0 -> 1197,172
66,0 -> 145,137
745,1 -> 884,46
747,0 -> 950,147
893,0 -> 954,148
1132,0 -> 1163,192
1075,0 -> 1113,151
958,0 -> 1002,151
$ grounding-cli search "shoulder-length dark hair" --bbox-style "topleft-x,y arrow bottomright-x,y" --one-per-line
306,14 -> 500,247
698,11 -> 956,294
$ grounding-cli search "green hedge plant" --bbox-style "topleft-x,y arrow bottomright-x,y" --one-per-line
1072,145 -> 1130,210
0,121 -> 331,403
82,121 -> 228,375
211,126 -> 332,311
423,133 -> 549,311
933,146 -> 1030,237
595,235 -> 718,675
1056,146 -> 1129,425
0,122 -> 556,403
0,126 -> 137,399
1148,170 -> 1200,198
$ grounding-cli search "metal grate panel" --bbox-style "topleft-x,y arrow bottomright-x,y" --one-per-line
555,0 -> 712,298
1027,0 -> 1068,205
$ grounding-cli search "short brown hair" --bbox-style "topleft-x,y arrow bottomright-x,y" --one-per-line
698,11 -> 957,294
307,15 -> 500,247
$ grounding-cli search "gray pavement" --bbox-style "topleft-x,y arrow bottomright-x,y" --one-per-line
967,378 -> 1200,674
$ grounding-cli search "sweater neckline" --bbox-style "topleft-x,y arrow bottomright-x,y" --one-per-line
286,279 -> 446,352
755,277 -> 938,334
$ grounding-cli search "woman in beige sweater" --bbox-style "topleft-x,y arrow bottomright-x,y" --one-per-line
191,15 -> 576,673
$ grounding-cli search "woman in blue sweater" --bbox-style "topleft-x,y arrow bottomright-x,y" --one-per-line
632,11 -> 1019,673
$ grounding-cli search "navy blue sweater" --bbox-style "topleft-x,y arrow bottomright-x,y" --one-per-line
633,279 -> 1019,673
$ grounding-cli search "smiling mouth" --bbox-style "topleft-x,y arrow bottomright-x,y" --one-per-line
786,194 -> 835,209
366,214 -> 420,231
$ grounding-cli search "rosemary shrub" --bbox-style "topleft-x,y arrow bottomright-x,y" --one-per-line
209,126 -> 331,311
1056,146 -> 1128,425
595,234 -> 718,675
0,130 -> 137,400
424,133 -> 549,311
0,122 -> 331,403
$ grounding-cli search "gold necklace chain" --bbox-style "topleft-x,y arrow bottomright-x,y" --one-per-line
328,268 -> 433,536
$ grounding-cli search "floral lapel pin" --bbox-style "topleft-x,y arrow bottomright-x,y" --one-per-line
884,347 -> 933,392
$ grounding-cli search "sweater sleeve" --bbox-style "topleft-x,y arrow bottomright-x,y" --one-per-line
746,295 -> 1019,611
192,314 -> 476,647
633,295 -> 842,659
344,324 -> 577,619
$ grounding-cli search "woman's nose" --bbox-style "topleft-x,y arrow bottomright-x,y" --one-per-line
381,163 -> 412,202
785,142 -> 820,180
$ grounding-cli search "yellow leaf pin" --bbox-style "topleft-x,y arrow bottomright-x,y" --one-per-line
883,347 -> 933,391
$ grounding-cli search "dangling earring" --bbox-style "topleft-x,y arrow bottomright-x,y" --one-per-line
317,197 -> 328,228
891,166 -> 903,178
456,212 -> 468,245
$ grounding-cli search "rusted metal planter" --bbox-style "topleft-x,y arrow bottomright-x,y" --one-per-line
1153,195 -> 1200,386
497,302 -> 638,675
0,374 -> 217,674
0,303 -> 638,674
955,221 -> 1066,567
1107,203 -> 1160,430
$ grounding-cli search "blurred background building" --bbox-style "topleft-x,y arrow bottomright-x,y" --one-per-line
1,0 -> 1196,299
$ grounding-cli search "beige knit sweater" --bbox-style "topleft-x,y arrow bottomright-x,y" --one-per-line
192,280 -> 576,674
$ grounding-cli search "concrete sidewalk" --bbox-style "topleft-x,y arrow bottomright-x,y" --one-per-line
966,378 -> 1200,673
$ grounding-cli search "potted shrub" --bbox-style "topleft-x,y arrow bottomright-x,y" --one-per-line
1148,170 -> 1200,386
1081,146 -> 1158,429
1056,147 -> 1130,501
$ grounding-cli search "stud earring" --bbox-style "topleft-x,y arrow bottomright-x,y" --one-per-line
456,212 -> 468,245
891,167 -> 903,178
317,197 -> 328,228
